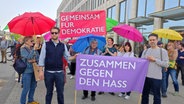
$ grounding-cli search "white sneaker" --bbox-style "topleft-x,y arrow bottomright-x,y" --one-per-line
118,93 -> 123,97
54,87 -> 56,92
70,76 -> 74,79
118,93 -> 125,97
15,78 -> 18,82
124,95 -> 130,100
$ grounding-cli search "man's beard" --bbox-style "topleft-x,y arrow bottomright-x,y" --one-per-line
150,43 -> 156,47
52,37 -> 58,40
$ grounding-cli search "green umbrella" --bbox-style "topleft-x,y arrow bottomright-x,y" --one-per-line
3,25 -> 9,30
10,34 -> 21,41
106,18 -> 118,32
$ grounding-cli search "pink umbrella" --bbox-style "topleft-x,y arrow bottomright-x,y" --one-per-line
112,24 -> 143,42
43,32 -> 51,41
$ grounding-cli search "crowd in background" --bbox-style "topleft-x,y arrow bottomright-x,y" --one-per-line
1,30 -> 184,104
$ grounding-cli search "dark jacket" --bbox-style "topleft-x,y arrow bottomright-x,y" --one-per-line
45,40 -> 65,71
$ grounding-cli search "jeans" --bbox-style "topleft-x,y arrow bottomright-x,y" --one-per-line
161,68 -> 167,95
141,77 -> 162,104
20,73 -> 37,104
44,71 -> 64,104
166,68 -> 179,92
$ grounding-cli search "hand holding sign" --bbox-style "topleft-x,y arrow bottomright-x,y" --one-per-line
75,54 -> 149,93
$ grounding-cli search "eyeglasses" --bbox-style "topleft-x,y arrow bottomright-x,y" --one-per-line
51,32 -> 58,35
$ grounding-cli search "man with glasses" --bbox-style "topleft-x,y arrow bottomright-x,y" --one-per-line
141,33 -> 169,104
38,27 -> 75,104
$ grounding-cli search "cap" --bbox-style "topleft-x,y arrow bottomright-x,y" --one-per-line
157,41 -> 163,45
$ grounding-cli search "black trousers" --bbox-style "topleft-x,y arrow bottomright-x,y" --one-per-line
83,90 -> 96,97
177,64 -> 184,84
70,62 -> 76,75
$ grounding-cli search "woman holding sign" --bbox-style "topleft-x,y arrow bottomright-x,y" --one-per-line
81,39 -> 102,101
98,37 -> 117,95
118,41 -> 135,100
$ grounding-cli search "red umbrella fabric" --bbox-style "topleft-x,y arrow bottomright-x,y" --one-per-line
112,24 -> 143,42
68,39 -> 77,44
8,12 -> 56,36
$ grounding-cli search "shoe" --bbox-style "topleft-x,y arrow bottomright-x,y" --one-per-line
3,61 -> 7,63
15,78 -> 18,82
109,92 -> 115,96
70,75 -> 74,79
98,92 -> 104,95
172,92 -> 179,96
118,93 -> 125,97
162,93 -> 167,98
81,96 -> 88,100
67,72 -> 71,75
124,95 -> 130,100
27,101 -> 39,104
91,96 -> 95,101
0,61 -> 3,63
54,87 -> 56,92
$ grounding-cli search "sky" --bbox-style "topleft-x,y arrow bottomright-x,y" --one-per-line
0,0 -> 62,30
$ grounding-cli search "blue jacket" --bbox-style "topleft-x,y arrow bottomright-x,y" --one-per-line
20,47 -> 39,73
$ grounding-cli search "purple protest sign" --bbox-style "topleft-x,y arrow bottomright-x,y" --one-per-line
75,54 -> 149,93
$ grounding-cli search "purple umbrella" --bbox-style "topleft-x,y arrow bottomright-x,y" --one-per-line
112,24 -> 143,42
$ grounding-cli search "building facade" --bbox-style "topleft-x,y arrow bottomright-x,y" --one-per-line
57,0 -> 184,54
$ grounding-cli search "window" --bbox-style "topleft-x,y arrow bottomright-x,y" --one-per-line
138,0 -> 146,16
91,0 -> 97,10
164,0 -> 178,9
119,1 -> 126,22
107,6 -> 116,19
86,0 -> 90,10
181,0 -> 184,6
146,0 -> 155,15
137,0 -> 155,17
107,8 -> 112,18
164,20 -> 184,28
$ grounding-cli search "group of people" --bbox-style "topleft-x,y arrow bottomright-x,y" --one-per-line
8,26 -> 183,104
157,40 -> 184,98
17,27 -> 76,104
77,33 -> 183,104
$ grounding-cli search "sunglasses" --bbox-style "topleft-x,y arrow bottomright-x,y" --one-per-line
51,32 -> 58,35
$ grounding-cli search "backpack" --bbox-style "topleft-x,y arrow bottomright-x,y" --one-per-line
13,44 -> 27,82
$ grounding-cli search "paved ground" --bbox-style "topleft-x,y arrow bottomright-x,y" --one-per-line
0,61 -> 184,104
